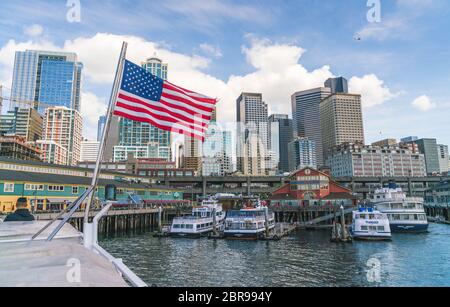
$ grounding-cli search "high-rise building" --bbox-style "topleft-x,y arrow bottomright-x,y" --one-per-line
288,138 -> 317,172
0,107 -> 43,142
97,116 -> 106,142
10,50 -> 83,113
325,77 -> 349,94
36,140 -> 68,165
141,56 -> 168,80
409,138 -> 440,175
326,142 -> 427,178
291,87 -> 331,166
320,93 -> 365,159
116,56 -> 171,160
183,134 -> 202,172
80,140 -> 100,162
437,144 -> 449,174
236,93 -> 269,176
202,122 -> 233,176
42,107 -> 83,166
104,117 -> 120,162
268,114 -> 293,173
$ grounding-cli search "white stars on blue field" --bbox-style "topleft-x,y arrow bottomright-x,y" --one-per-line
120,60 -> 163,100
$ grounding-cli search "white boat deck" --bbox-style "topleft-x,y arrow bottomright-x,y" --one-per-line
0,221 -> 129,287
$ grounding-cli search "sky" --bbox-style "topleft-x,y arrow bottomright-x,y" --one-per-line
0,0 -> 449,145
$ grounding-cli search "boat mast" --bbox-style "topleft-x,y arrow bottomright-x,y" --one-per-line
83,42 -> 128,224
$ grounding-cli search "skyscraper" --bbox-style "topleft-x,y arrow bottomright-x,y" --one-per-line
409,138 -> 440,175
183,134 -> 202,172
288,137 -> 317,171
117,56 -> 171,159
202,120 -> 233,176
320,93 -> 365,159
42,107 -> 83,166
10,50 -> 83,113
291,87 -> 331,166
268,114 -> 293,173
236,93 -> 269,176
325,77 -> 348,94
97,116 -> 106,142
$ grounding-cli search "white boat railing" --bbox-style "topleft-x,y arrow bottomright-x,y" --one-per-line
84,202 -> 147,288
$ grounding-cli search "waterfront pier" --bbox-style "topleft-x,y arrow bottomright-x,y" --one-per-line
32,206 -> 193,237
271,205 -> 354,229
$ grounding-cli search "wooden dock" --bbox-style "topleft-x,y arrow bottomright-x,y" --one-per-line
28,207 -> 192,238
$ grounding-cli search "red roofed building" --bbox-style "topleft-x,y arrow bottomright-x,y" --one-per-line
270,167 -> 357,207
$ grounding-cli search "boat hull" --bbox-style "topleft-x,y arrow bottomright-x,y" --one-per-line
169,231 -> 209,238
223,232 -> 264,240
390,223 -> 429,233
353,235 -> 392,241
223,226 -> 275,240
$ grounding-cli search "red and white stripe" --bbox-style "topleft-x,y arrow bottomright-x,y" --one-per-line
113,80 -> 217,141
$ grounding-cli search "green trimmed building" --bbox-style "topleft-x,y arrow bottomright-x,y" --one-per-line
0,158 -> 186,213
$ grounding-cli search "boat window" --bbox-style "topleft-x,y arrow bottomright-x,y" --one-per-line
377,226 -> 385,231
361,226 -> 368,231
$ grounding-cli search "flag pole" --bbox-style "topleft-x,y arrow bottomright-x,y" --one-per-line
83,41 -> 128,225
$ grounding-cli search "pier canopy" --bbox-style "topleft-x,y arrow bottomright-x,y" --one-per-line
269,167 -> 357,208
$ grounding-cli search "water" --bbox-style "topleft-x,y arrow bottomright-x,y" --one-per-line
101,223 -> 450,287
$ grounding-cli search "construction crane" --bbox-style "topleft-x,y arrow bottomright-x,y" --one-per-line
0,85 -> 55,112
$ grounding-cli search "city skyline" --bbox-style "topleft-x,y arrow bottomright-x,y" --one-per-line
0,1 -> 449,146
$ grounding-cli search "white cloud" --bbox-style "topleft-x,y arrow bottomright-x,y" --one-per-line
0,38 -> 59,96
199,43 -> 223,58
349,74 -> 397,108
0,33 -> 396,141
80,92 -> 107,140
23,24 -> 44,37
411,95 -> 436,111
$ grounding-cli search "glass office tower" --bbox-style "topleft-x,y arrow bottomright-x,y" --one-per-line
10,50 -> 83,113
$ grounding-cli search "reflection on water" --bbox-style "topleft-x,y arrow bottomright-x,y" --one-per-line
101,224 -> 450,287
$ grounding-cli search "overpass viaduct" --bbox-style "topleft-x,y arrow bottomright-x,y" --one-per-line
153,175 -> 450,200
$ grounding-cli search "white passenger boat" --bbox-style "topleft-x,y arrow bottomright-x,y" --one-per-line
224,201 -> 275,240
371,184 -> 428,233
169,198 -> 225,238
350,207 -> 392,241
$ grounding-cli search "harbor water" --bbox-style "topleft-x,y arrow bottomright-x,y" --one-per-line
101,223 -> 450,287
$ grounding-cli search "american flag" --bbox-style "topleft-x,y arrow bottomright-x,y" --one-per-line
113,60 -> 217,141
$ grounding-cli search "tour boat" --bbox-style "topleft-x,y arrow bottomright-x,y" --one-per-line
371,184 -> 429,233
350,207 -> 392,241
169,198 -> 225,238
223,201 -> 275,240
